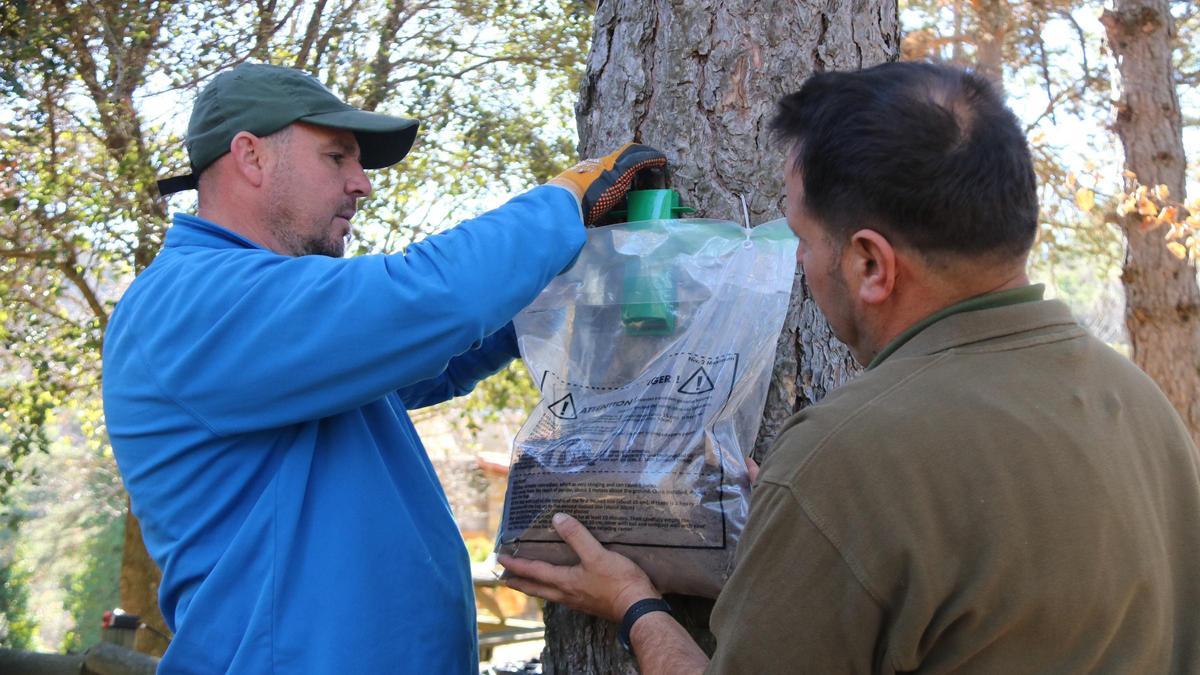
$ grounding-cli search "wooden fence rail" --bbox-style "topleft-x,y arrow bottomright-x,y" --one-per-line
0,641 -> 159,675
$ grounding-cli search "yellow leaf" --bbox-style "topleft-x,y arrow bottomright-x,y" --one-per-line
1075,187 -> 1095,212
1154,184 -> 1170,201
1167,242 -> 1188,259
1137,197 -> 1159,218
1157,206 -> 1178,225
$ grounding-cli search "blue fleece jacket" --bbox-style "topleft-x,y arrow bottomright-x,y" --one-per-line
102,186 -> 583,674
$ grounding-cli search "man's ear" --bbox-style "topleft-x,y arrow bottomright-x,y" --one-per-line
845,229 -> 897,305
228,131 -> 267,187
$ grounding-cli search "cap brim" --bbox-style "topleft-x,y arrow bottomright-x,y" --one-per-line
301,110 -> 419,170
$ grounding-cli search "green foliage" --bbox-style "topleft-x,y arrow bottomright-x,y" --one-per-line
7,417 -> 127,654
459,362 -> 541,435
0,430 -> 39,649
61,513 -> 123,652
0,555 -> 38,649
0,518 -> 38,650
0,379 -> 53,496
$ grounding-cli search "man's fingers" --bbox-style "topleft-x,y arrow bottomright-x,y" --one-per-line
497,554 -> 573,586
504,575 -> 566,604
551,513 -> 607,563
745,455 -> 760,483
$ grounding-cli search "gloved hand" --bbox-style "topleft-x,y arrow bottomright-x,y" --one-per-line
548,143 -> 668,226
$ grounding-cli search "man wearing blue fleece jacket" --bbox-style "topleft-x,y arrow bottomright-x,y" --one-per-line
102,62 -> 664,673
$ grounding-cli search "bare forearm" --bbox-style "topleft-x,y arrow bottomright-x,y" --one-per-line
631,612 -> 710,675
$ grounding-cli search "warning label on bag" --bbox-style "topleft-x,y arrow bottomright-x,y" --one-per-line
678,366 -> 715,394
502,351 -> 739,548
547,393 -> 577,419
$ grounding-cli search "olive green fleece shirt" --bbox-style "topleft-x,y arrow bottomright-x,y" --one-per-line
707,291 -> 1200,673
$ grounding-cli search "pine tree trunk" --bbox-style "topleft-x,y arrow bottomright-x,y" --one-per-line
1102,0 -> 1200,447
542,1 -> 897,670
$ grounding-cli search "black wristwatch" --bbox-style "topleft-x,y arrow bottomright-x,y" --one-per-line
617,597 -> 673,656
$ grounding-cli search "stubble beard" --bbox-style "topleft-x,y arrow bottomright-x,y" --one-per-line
265,186 -> 347,259
297,224 -> 346,259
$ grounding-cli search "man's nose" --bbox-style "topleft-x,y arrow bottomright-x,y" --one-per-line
348,164 -> 372,198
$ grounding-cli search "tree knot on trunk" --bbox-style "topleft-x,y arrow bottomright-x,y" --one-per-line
1175,301 -> 1200,323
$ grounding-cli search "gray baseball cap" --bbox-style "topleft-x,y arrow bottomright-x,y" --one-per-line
157,63 -> 419,195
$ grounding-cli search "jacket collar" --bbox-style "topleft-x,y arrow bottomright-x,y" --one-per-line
872,286 -> 1082,368
164,213 -> 269,251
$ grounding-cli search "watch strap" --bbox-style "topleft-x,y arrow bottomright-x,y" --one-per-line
617,597 -> 672,656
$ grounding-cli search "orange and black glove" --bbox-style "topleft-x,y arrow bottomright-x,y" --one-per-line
548,143 -> 667,226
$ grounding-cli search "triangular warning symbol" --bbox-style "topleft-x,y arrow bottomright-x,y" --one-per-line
548,393 -> 577,419
677,366 -> 715,395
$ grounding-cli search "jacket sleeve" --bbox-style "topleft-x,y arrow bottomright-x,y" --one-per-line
132,186 -> 583,436
396,323 -> 520,410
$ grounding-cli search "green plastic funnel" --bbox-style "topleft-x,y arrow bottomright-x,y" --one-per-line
620,190 -> 694,335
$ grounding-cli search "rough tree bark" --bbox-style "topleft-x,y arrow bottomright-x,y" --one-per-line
541,1 -> 897,671
1102,0 -> 1200,447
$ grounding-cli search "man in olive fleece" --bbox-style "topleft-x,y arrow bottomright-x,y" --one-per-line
498,62 -> 1200,674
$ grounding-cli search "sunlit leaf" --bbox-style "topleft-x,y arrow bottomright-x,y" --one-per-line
1074,187 -> 1095,213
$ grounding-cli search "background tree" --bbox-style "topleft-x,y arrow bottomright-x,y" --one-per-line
538,0 -> 897,671
1,0 -> 590,654
1102,0 -> 1200,445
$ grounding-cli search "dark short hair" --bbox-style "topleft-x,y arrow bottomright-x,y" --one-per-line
771,62 -> 1037,259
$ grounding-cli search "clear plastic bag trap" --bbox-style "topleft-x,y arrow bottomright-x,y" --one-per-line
497,218 -> 797,597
